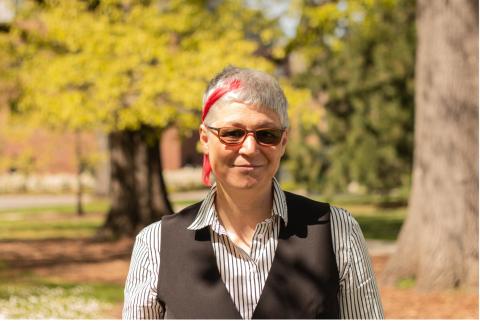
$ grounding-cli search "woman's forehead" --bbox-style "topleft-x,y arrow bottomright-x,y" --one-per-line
211,102 -> 282,126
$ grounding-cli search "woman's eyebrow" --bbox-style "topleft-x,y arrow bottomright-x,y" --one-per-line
222,121 -> 279,128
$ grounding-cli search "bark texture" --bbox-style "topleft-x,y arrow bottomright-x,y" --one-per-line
100,128 -> 173,238
75,131 -> 84,216
384,0 -> 478,290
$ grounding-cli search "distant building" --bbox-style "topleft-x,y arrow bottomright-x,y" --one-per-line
0,122 -> 202,175
161,127 -> 203,170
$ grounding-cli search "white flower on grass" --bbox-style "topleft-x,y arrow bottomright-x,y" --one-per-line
0,285 -> 112,319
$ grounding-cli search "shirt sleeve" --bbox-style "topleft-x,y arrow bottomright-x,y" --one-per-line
330,206 -> 384,319
122,222 -> 164,319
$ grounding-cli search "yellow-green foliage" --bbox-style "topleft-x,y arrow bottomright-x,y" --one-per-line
287,0 -> 415,193
9,0 -> 308,133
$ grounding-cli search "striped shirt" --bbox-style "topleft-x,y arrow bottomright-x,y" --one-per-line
123,179 -> 384,319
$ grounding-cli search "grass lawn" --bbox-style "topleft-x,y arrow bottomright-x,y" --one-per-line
311,194 -> 406,241
0,272 -> 123,319
0,195 -> 406,241
0,193 -> 406,318
0,198 -> 198,240
334,204 -> 405,241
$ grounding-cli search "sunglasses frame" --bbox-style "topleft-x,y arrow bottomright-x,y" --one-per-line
205,125 -> 286,146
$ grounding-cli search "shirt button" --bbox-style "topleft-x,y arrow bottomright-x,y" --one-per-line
257,233 -> 264,238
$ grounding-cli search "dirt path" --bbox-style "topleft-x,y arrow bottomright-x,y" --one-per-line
0,238 -> 477,319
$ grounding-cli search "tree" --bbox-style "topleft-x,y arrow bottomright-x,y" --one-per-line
5,0 -> 309,237
384,0 -> 478,289
285,0 -> 416,194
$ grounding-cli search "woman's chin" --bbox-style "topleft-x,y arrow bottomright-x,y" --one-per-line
224,175 -> 264,190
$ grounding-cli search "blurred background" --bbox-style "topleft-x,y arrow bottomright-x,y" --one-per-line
0,0 -> 477,318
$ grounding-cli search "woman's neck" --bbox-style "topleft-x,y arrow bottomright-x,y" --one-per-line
214,182 -> 273,252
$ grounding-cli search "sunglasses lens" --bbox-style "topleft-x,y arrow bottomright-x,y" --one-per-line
256,129 -> 283,145
215,127 -> 284,145
219,128 -> 246,144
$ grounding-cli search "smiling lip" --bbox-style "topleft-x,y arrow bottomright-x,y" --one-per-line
234,164 -> 262,168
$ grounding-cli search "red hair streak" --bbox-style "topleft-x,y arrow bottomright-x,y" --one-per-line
201,79 -> 241,186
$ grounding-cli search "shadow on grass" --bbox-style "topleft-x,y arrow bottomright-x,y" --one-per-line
0,237 -> 134,269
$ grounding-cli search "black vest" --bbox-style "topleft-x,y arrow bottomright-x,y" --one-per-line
157,192 -> 340,319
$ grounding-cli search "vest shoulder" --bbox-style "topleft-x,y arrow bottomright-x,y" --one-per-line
284,191 -> 330,211
283,191 -> 331,224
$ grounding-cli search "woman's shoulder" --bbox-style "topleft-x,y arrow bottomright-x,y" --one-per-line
136,220 -> 162,242
329,205 -> 353,219
329,205 -> 360,229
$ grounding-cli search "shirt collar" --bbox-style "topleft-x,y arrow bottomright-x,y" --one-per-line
187,177 -> 288,231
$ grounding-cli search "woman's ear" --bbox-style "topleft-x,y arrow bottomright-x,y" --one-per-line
199,124 -> 209,154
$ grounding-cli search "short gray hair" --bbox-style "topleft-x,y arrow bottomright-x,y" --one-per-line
202,66 -> 289,128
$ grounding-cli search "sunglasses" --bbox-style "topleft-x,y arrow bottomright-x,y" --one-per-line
206,125 -> 286,146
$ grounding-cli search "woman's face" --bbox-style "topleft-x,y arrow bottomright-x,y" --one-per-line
200,102 -> 288,191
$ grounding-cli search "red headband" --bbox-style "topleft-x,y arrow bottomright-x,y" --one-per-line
201,79 -> 241,186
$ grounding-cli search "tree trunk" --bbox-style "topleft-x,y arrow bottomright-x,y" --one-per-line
383,0 -> 478,290
99,127 -> 173,238
75,130 -> 84,216
94,131 -> 110,197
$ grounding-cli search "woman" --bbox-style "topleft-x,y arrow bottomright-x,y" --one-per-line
123,66 -> 384,319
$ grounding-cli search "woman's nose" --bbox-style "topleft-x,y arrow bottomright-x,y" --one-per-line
239,133 -> 258,154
